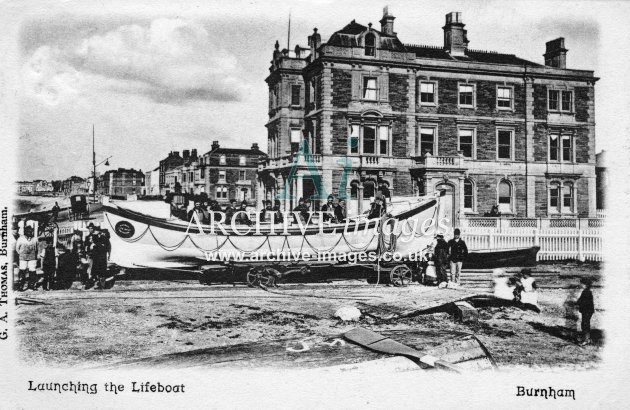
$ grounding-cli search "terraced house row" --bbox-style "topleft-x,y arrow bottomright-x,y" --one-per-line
258,8 -> 598,222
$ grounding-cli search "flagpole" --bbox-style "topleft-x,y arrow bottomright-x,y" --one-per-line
287,11 -> 291,52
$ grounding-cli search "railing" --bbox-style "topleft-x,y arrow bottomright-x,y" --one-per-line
462,217 -> 605,230
596,209 -> 606,218
460,227 -> 603,262
412,155 -> 464,168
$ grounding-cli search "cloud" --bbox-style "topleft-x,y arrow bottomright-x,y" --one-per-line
22,18 -> 245,105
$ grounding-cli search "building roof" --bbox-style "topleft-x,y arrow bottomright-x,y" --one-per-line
325,19 -> 542,67
405,44 -> 542,66
204,147 -> 268,157
327,20 -> 407,52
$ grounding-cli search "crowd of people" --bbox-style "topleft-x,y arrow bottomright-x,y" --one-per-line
172,193 -> 394,226
14,222 -> 111,291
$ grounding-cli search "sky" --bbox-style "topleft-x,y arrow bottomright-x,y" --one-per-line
7,0 -> 623,180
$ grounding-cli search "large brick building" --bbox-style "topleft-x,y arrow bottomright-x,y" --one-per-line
202,141 -> 267,205
258,9 -> 598,221
98,168 -> 145,197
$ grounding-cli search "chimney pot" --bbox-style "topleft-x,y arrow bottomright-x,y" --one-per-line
211,141 -> 220,150
251,143 -> 259,151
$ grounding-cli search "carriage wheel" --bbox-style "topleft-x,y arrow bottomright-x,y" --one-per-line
390,265 -> 413,287
247,267 -> 277,287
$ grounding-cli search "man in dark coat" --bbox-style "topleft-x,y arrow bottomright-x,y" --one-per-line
433,233 -> 449,287
331,197 -> 345,223
259,200 -> 271,222
292,198 -> 310,224
447,228 -> 468,285
367,197 -> 386,219
236,201 -> 252,225
272,199 -> 284,223
39,238 -> 56,291
224,199 -> 238,225
577,277 -> 595,345
55,243 -> 77,290
90,230 -> 109,289
320,195 -> 334,222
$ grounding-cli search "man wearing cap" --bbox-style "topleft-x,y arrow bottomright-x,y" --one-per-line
16,226 -> 38,291
447,228 -> 468,286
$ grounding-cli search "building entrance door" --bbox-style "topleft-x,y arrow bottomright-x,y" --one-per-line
436,183 -> 455,229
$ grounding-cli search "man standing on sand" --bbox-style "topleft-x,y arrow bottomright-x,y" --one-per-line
433,233 -> 449,288
447,228 -> 468,286
577,277 -> 595,345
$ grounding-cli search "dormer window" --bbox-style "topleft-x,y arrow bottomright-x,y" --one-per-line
365,33 -> 376,56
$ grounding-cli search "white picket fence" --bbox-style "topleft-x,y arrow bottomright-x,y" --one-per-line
462,228 -> 603,262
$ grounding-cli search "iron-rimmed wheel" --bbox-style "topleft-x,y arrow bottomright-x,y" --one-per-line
247,267 -> 279,287
390,265 -> 413,287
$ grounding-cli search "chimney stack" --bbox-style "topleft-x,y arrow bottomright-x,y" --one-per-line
183,149 -> 190,159
443,12 -> 468,56
380,6 -> 396,36
211,141 -> 220,150
173,151 -> 180,157
191,149 -> 197,158
251,143 -> 259,151
544,38 -> 567,68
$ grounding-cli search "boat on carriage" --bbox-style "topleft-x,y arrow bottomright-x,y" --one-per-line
103,191 -> 449,285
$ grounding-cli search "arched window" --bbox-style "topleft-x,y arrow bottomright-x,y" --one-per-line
350,180 -> 360,199
364,33 -> 376,56
498,180 -> 512,213
464,179 -> 475,211
219,155 -> 226,165
363,179 -> 376,199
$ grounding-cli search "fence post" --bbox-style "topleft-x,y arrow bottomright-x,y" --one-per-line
577,229 -> 585,262
533,228 -> 539,247
489,231 -> 494,249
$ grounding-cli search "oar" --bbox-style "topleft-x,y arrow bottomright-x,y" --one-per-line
343,327 -> 461,373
